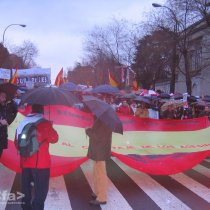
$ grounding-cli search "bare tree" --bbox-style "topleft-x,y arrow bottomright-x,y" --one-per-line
150,0 -> 210,94
12,41 -> 38,68
82,18 -> 139,87
188,0 -> 210,25
84,18 -> 138,67
0,43 -> 10,68
169,0 -> 210,94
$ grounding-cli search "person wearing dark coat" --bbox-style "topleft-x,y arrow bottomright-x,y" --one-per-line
0,90 -> 17,157
85,116 -> 112,206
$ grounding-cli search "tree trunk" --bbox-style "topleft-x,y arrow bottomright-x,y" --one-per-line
183,49 -> 192,95
170,44 -> 177,94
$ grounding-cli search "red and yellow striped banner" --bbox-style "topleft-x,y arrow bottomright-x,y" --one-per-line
1,105 -> 210,176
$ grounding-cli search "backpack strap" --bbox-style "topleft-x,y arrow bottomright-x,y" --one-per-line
32,118 -> 47,168
33,118 -> 46,126
33,118 -> 48,145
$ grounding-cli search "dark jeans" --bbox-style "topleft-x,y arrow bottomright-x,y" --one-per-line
21,168 -> 50,210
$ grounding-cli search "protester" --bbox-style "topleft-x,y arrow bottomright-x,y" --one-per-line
148,108 -> 159,119
161,104 -> 176,119
85,116 -> 112,206
15,104 -> 58,210
117,100 -> 133,115
129,100 -> 137,115
0,90 -> 17,157
180,107 -> 192,120
109,97 -> 119,111
135,102 -> 149,118
198,106 -> 210,120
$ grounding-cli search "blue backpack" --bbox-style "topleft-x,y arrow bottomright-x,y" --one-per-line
17,118 -> 45,157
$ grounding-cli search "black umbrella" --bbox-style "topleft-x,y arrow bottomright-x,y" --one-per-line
0,83 -> 18,100
92,84 -> 119,94
59,82 -> 77,91
122,93 -> 136,99
203,95 -> 210,102
187,95 -> 197,103
82,95 -> 123,134
173,93 -> 183,100
134,96 -> 151,104
158,93 -> 170,99
20,86 -> 80,106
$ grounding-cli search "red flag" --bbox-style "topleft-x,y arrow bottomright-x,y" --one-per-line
108,69 -> 118,87
54,68 -> 64,86
63,77 -> 68,83
132,80 -> 138,91
10,68 -> 18,85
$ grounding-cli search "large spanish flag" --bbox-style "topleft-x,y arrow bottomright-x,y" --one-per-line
2,106 -> 210,177
108,69 -> 118,87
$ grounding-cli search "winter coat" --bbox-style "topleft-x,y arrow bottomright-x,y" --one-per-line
117,104 -> 132,115
86,118 -> 112,161
0,101 -> 17,149
135,107 -> 149,118
15,114 -> 58,168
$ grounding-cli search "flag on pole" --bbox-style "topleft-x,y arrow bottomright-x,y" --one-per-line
132,80 -> 138,91
54,68 -> 64,86
10,68 -> 18,85
121,66 -> 125,83
63,77 -> 68,83
108,69 -> 118,87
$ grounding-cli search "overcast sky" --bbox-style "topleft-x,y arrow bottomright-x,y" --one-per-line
0,0 -> 165,82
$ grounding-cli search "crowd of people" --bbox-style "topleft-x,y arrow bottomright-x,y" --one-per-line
73,92 -> 210,121
15,86 -> 210,121
2,86 -> 210,210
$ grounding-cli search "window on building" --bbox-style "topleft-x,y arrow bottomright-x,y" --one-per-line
189,47 -> 202,71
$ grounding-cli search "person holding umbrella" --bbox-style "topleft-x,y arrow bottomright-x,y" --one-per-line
85,116 -> 111,206
83,95 -> 123,206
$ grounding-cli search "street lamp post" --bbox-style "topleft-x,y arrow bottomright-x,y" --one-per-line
152,3 -> 179,27
152,3 -> 179,94
2,24 -> 26,45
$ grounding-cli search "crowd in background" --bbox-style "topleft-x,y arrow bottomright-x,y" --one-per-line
15,87 -> 210,121
75,92 -> 210,120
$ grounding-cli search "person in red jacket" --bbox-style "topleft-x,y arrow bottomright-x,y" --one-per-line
15,104 -> 58,210
117,100 -> 133,115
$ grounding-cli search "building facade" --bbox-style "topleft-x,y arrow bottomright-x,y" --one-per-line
155,18 -> 210,96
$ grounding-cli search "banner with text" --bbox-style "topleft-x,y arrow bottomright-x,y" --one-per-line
1,105 -> 210,176
12,68 -> 51,88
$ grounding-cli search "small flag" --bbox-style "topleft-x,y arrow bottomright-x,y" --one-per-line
63,77 -> 68,83
121,66 -> 125,83
132,80 -> 138,91
86,80 -> 90,87
108,69 -> 118,87
54,68 -> 64,86
10,68 -> 18,85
